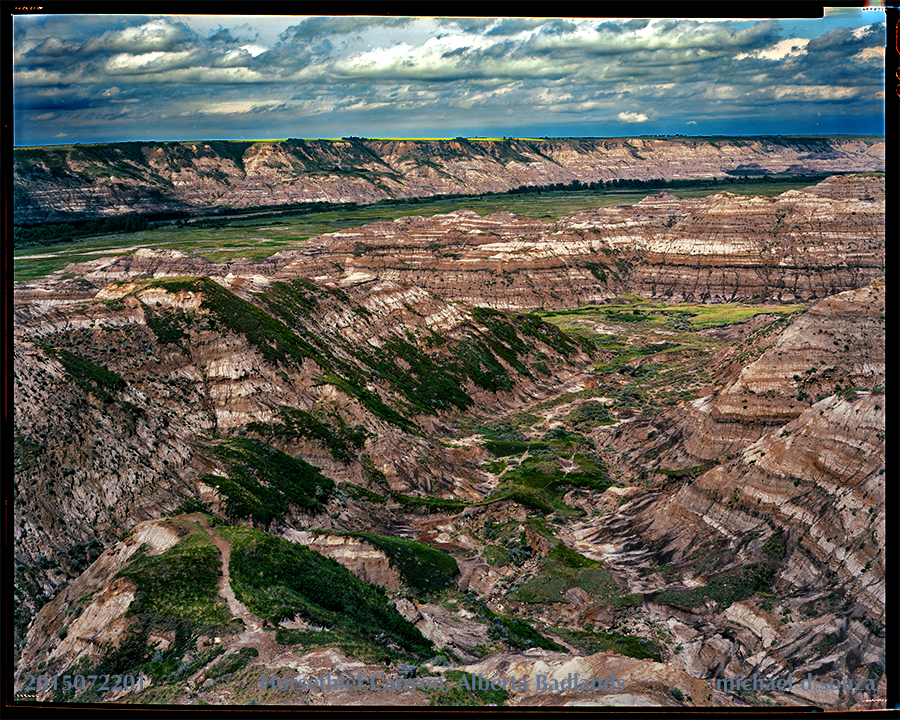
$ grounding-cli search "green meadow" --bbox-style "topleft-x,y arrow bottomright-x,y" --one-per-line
14,179 -> 826,282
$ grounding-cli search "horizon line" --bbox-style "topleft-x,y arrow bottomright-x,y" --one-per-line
13,132 -> 887,150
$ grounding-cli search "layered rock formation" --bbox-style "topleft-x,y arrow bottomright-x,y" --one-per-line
13,169 -> 884,709
12,263 -> 593,648
46,175 -> 885,312
14,136 -> 884,224
567,388 -> 886,708
605,281 -> 884,471
566,283 -> 886,709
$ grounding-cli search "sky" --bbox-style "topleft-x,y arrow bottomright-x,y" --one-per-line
11,10 -> 887,146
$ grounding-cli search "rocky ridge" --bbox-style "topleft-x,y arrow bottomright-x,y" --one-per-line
13,174 -> 885,709
14,136 -> 884,224
44,174 -> 885,312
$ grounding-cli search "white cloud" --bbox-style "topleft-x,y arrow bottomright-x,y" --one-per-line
11,15 -> 886,143
772,85 -> 860,100
105,50 -> 196,75
735,37 -> 809,61
83,18 -> 191,54
240,44 -> 267,57
853,46 -> 884,61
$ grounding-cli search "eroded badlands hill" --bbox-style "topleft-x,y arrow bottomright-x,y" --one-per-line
13,268 -> 593,648
13,136 -> 884,224
46,174 -> 885,311
572,282 -> 885,707
13,176 -> 885,709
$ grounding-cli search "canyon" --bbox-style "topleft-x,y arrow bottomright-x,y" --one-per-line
12,156 -> 886,708
13,136 -> 885,225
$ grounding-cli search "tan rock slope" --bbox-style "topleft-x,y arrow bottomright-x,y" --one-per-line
13,136 -> 884,224
13,172 -> 884,709
46,175 -> 884,311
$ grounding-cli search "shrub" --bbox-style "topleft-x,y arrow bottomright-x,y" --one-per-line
220,526 -> 433,657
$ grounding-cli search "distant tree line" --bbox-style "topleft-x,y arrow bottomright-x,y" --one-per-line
14,172 -> 839,249
14,213 -> 158,249
503,173 -> 834,195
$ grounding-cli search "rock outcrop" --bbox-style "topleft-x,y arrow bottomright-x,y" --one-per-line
13,136 -> 884,224
12,168 -> 884,709
37,175 -> 885,312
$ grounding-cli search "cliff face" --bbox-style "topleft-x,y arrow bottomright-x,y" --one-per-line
12,265 -> 593,647
13,136 -> 884,224
47,175 -> 884,312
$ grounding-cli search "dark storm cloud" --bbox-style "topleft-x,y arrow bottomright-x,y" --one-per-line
485,18 -> 547,36
209,28 -> 239,44
280,16 -> 411,42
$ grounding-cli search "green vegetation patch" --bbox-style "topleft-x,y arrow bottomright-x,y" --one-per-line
653,458 -> 721,483
390,493 -> 470,513
220,526 -> 433,657
461,596 -> 563,652
116,529 -> 232,625
338,308 -> 591,417
324,532 -> 459,597
540,301 -> 805,331
47,523 -> 240,700
355,335 -> 476,412
489,487 -> 556,515
199,437 -> 334,523
475,306 -> 591,359
511,543 -> 622,604
429,670 -> 509,706
343,483 -> 387,504
204,140 -> 255,172
247,405 -> 365,464
316,371 -> 414,431
40,344 -> 126,403
655,563 -> 779,610
483,439 -> 550,457
142,303 -> 193,346
259,278 -> 322,323
15,215 -> 151,249
488,451 -> 613,516
148,277 -> 332,370
482,545 -> 511,567
206,646 -> 259,679
553,627 -> 662,662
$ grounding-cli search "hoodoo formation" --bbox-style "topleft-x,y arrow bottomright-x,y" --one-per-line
12,141 -> 885,708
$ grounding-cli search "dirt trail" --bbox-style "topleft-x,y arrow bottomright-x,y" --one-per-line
191,515 -> 285,660
195,516 -> 262,629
